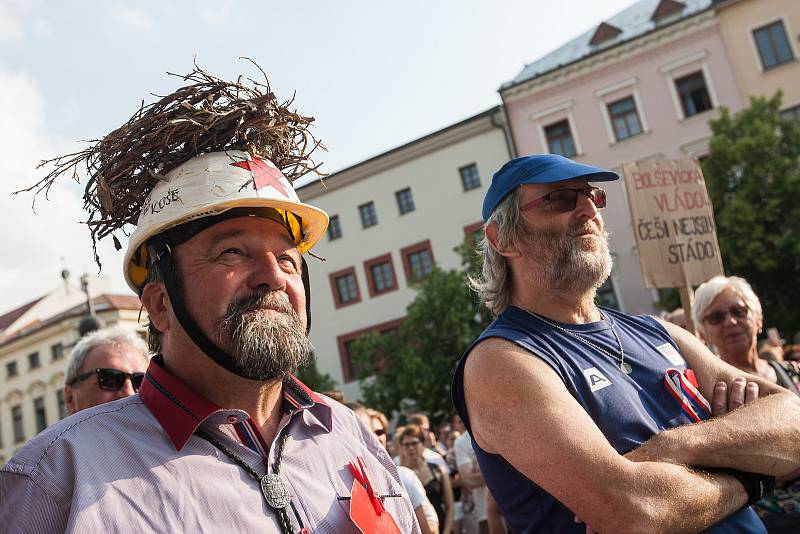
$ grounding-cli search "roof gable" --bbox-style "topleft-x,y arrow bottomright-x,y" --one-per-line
651,0 -> 685,22
590,22 -> 623,46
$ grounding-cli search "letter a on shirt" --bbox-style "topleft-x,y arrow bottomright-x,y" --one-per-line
583,367 -> 612,392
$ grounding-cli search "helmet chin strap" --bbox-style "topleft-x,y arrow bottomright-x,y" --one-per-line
151,240 -> 312,381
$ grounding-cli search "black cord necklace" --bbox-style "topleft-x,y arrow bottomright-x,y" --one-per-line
196,426 -> 296,534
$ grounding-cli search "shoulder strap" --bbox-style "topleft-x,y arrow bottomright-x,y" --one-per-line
767,360 -> 800,396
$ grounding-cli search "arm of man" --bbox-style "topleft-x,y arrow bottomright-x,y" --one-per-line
464,337 -> 749,534
627,321 -> 800,476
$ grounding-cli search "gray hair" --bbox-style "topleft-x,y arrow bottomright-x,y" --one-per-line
65,325 -> 150,385
468,190 -> 520,316
692,275 -> 763,337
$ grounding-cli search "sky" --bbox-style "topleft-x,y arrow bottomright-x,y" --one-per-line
0,0 -> 634,310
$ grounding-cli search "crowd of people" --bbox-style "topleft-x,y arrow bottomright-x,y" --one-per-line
2,65 -> 799,533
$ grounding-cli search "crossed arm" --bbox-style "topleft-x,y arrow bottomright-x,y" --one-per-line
463,328 -> 800,534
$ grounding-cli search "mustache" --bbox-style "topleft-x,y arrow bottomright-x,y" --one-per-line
222,289 -> 294,323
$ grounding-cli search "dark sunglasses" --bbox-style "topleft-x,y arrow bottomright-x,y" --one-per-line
703,305 -> 748,326
520,186 -> 607,213
69,368 -> 145,392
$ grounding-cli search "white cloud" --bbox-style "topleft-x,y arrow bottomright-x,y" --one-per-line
200,0 -> 234,25
108,3 -> 154,33
0,67 -> 131,311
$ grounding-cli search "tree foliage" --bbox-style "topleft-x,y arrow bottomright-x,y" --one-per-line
295,352 -> 338,392
351,239 -> 490,426
702,92 -> 800,335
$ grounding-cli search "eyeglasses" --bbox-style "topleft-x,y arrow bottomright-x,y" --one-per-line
401,439 -> 422,448
703,305 -> 749,326
69,368 -> 145,392
520,186 -> 607,213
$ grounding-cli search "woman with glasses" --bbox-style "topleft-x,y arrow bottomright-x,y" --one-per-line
400,425 -> 455,534
692,276 -> 799,392
693,275 -> 800,533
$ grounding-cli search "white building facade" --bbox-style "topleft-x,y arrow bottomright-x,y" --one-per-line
0,277 -> 144,463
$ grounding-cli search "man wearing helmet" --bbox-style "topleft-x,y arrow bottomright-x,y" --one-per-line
0,72 -> 418,534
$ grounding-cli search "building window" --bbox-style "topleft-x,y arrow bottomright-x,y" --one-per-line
596,279 -> 620,310
401,240 -> 435,282
34,397 -> 47,433
358,201 -> 378,228
337,318 -> 404,383
364,254 -> 398,298
51,342 -> 64,361
12,405 -> 24,443
607,96 -> 643,141
28,352 -> 41,370
753,21 -> 794,70
395,188 -> 415,215
675,71 -> 712,117
6,361 -> 18,378
327,214 -> 342,241
56,390 -> 67,420
459,163 -> 481,191
329,267 -> 361,308
544,120 -> 577,157
781,104 -> 800,125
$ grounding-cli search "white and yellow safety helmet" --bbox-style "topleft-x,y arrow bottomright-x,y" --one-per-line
123,150 -> 328,293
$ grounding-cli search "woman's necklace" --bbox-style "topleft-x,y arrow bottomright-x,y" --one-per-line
522,307 -> 632,374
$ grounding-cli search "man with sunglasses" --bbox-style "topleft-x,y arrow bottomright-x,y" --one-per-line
63,326 -> 149,415
452,154 -> 800,533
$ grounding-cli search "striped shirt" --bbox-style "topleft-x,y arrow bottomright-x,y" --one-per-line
0,356 -> 419,533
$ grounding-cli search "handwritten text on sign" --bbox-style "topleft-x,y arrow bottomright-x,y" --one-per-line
622,159 -> 723,288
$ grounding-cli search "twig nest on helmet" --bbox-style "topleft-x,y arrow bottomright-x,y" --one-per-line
18,59 -> 325,261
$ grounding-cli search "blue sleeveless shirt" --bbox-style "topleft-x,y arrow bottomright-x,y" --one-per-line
451,306 -> 765,534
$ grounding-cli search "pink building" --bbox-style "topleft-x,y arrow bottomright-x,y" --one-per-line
499,0 -> 745,314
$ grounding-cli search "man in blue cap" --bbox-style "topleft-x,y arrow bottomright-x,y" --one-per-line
452,155 -> 800,533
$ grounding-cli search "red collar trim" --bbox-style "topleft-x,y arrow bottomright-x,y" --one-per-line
140,357 -> 331,450
139,356 -> 223,450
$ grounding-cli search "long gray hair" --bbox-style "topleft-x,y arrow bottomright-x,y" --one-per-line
468,190 -> 520,316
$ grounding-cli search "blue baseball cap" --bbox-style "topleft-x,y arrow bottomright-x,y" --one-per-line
482,154 -> 619,221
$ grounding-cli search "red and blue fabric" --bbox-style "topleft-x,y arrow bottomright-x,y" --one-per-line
664,367 -> 711,423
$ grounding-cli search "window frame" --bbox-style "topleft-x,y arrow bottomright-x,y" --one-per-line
780,103 -> 800,125
6,360 -> 18,378
34,396 -> 47,433
358,201 -> 378,229
395,187 -> 415,215
363,253 -> 398,298
51,342 -> 64,361
28,351 -> 41,370
400,240 -> 435,283
327,214 -> 343,241
328,266 -> 361,309
752,19 -> 795,71
607,96 -> 643,142
12,404 -> 24,443
674,71 -> 713,118
459,163 -> 482,192
543,119 -> 578,158
337,318 -> 404,383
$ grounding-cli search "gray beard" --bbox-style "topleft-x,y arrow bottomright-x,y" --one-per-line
218,290 -> 310,381
518,221 -> 613,293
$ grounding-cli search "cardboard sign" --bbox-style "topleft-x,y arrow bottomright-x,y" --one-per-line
622,159 -> 723,288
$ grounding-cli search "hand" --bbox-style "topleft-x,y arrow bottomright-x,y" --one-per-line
712,377 -> 759,416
